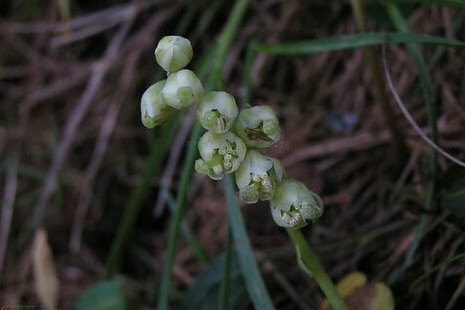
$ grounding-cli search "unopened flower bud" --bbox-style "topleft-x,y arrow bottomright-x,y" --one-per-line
140,80 -> 175,128
235,150 -> 284,204
195,131 -> 246,180
270,179 -> 324,229
197,91 -> 238,133
235,105 -> 281,148
162,69 -> 204,110
155,36 -> 193,73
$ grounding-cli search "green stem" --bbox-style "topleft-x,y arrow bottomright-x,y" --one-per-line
286,229 -> 348,310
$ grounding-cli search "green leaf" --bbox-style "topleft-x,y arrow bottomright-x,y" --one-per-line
444,189 -> 465,219
224,175 -> 276,310
77,280 -> 125,310
252,32 -> 465,55
183,253 -> 249,310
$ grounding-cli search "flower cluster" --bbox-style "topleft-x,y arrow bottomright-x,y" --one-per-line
141,35 -> 324,229
141,36 -> 202,127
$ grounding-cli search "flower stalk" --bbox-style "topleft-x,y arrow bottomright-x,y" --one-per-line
141,34 -> 347,310
287,228 -> 348,310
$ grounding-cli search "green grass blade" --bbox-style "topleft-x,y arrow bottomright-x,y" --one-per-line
166,193 -> 209,266
157,122 -> 203,310
212,0 -> 251,87
219,228 -> 232,310
409,251 -> 465,289
156,43 -> 219,310
224,175 -> 276,310
428,13 -> 465,70
244,42 -> 255,104
252,32 -> 465,55
157,1 -> 252,308
105,119 -> 179,277
386,4 -> 438,285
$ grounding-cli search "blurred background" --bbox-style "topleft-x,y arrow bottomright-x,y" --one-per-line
1,0 -> 465,309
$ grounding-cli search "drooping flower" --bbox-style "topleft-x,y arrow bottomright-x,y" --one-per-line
235,105 -> 281,148
140,80 -> 175,128
270,179 -> 324,229
195,131 -> 247,180
162,69 -> 204,110
197,91 -> 238,133
235,150 -> 284,204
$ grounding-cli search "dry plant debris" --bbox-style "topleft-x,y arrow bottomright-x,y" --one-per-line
0,1 -> 464,309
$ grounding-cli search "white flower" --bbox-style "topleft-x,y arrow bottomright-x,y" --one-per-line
195,131 -> 247,180
197,91 -> 238,133
140,80 -> 175,128
270,179 -> 324,229
235,150 -> 284,204
162,69 -> 204,110
155,36 -> 193,73
235,105 -> 281,148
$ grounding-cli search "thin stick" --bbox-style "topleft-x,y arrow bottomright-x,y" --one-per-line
0,150 -> 19,283
153,110 -> 195,217
382,47 -> 465,168
69,100 -> 121,253
70,46 -> 141,252
33,18 -> 134,228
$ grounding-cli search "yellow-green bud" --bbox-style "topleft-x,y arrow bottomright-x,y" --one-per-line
195,131 -> 247,180
235,150 -> 284,204
162,69 -> 204,110
270,179 -> 324,229
140,80 -> 175,128
155,36 -> 193,73
235,105 -> 281,148
197,91 -> 238,133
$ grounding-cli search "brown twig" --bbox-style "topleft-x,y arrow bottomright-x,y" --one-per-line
0,149 -> 19,283
445,259 -> 465,310
382,46 -> 465,168
154,110 -> 195,217
33,18 -> 134,228
283,130 -> 391,167
69,99 -> 121,253
69,7 -> 178,251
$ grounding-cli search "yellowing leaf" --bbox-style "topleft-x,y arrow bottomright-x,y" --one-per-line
370,283 -> 395,310
32,228 -> 59,310
320,272 -> 394,310
335,271 -> 367,297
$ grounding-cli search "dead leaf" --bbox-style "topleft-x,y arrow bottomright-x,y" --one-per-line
320,271 -> 394,310
32,228 -> 59,310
